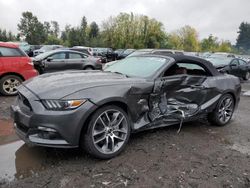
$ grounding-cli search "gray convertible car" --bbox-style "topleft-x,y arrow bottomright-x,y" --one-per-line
11,54 -> 241,159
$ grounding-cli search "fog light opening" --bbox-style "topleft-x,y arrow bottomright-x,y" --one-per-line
38,126 -> 57,132
37,127 -> 62,140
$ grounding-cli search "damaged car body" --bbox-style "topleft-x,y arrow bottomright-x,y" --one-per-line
11,54 -> 241,159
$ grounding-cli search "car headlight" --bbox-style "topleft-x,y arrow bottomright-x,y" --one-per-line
41,99 -> 87,110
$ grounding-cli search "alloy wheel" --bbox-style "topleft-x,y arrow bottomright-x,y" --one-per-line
92,109 -> 128,154
218,96 -> 234,124
3,78 -> 21,95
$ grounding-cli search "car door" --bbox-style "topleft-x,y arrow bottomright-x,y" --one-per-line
43,52 -> 67,73
238,59 -> 248,75
66,52 -> 87,70
228,59 -> 240,77
148,61 -> 220,122
0,46 -> 25,74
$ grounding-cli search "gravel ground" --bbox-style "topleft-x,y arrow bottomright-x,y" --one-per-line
0,81 -> 250,188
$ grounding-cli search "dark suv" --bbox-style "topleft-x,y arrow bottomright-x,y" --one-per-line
93,48 -> 117,62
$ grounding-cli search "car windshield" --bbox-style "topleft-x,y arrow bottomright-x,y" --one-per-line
208,58 -> 232,65
34,51 -> 54,59
104,56 -> 168,78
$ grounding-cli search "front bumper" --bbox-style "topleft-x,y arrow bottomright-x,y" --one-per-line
10,90 -> 97,148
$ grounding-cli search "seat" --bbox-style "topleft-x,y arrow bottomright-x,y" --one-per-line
175,67 -> 187,74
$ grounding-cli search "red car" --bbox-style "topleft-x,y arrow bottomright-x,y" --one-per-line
0,42 -> 38,95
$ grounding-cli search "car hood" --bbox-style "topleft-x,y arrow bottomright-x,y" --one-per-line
214,64 -> 227,69
21,70 -> 146,99
34,49 -> 45,53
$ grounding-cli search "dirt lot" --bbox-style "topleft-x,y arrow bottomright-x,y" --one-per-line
0,81 -> 250,188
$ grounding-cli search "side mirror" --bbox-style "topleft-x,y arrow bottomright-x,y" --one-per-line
47,57 -> 53,62
230,63 -> 237,67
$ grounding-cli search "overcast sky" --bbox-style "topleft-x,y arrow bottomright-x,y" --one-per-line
1,0 -> 250,44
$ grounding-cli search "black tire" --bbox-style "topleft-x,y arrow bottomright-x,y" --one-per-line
208,94 -> 235,126
243,71 -> 250,81
84,66 -> 94,70
82,105 -> 131,159
0,75 -> 22,96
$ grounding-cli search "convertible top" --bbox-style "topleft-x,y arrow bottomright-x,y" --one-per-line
141,53 -> 221,76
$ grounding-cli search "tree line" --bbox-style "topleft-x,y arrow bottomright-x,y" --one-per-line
0,11 -> 249,54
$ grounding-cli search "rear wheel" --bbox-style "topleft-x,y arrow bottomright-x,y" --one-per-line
208,94 -> 235,126
0,75 -> 22,96
243,71 -> 250,80
82,105 -> 131,159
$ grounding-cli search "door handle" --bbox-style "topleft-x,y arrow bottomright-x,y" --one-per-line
190,85 -> 205,89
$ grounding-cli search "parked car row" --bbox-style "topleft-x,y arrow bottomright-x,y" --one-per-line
1,40 -> 249,96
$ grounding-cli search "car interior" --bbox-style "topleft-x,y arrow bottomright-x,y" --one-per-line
163,61 -> 211,77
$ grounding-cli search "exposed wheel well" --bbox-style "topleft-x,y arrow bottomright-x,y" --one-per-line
79,101 -> 129,145
84,65 -> 94,70
0,72 -> 25,81
224,92 -> 236,105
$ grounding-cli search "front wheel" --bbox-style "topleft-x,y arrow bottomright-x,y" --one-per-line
82,105 -> 131,159
208,94 -> 235,126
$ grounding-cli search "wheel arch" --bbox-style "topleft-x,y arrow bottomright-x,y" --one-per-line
0,72 -> 25,81
222,90 -> 237,105
78,99 -> 131,146
83,65 -> 95,70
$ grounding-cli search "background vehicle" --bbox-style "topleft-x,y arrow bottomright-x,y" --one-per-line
117,49 -> 135,59
33,45 -> 63,56
71,46 -> 93,56
127,49 -> 184,57
208,52 -> 236,58
7,42 -> 31,54
27,45 -> 43,57
0,42 -> 38,95
114,49 -> 125,57
12,54 -> 240,159
104,49 -> 185,69
93,48 -> 117,62
71,46 -> 107,63
208,57 -> 250,80
32,49 -> 102,74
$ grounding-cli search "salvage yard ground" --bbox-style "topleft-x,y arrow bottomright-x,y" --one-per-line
0,80 -> 250,188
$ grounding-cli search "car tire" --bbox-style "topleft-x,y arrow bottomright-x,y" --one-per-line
82,105 -> 131,159
0,75 -> 22,96
84,66 -> 94,70
243,71 -> 250,80
208,94 -> 235,126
